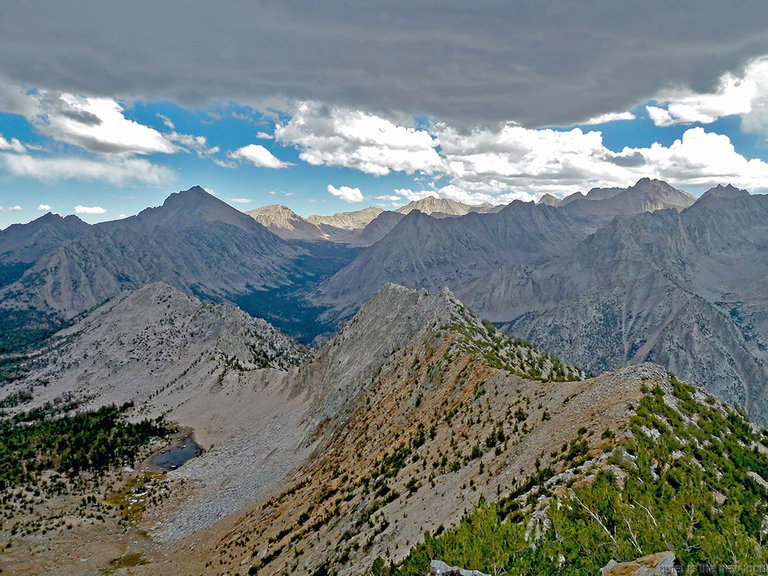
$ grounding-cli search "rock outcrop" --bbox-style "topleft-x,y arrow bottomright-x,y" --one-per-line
600,551 -> 677,576
430,559 -> 490,576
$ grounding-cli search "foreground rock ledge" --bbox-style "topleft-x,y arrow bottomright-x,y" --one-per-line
600,551 -> 677,576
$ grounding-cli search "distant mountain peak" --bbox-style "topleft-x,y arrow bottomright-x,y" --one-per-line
131,185 -> 264,232
246,204 -> 330,241
537,193 -> 561,206
395,196 -> 500,218
307,207 -> 383,230
698,183 -> 750,201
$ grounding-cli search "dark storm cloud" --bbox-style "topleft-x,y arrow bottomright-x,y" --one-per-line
2,1 -> 768,126
607,152 -> 647,168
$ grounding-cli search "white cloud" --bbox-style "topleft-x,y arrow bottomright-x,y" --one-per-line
375,195 -> 402,201
394,188 -> 439,202
275,102 -> 442,176
433,122 -> 625,200
0,134 -> 25,153
648,57 -> 768,128
74,205 -> 106,214
581,111 -> 636,125
256,131 -> 273,139
0,205 -> 22,212
32,92 -> 178,154
631,127 -> 768,190
327,184 -> 363,203
37,203 -> 51,211
228,144 -> 290,168
388,122 -> 768,204
0,153 -> 174,186
228,197 -> 252,204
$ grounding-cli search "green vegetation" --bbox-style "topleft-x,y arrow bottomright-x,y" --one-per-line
443,309 -> 582,382
0,404 -> 168,488
376,375 -> 768,575
101,552 -> 148,574
0,306 -> 65,355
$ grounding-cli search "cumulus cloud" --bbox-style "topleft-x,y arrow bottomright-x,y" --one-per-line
37,204 -> 51,211
275,102 -> 442,176
228,197 -> 252,204
0,205 -> 22,212
0,153 -> 174,186
383,122 -> 768,204
228,144 -> 289,168
327,184 -> 363,203
0,87 -> 225,161
26,92 -> 178,154
375,195 -> 402,201
74,205 -> 106,214
648,57 -> 768,128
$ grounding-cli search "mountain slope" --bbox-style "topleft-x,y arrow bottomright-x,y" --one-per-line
0,187 -> 301,347
2,282 -> 305,430
349,210 -> 406,247
246,204 -> 329,241
307,206 -> 383,230
123,284 -> 768,576
464,187 -> 768,423
315,202 -> 588,321
0,212 -> 91,288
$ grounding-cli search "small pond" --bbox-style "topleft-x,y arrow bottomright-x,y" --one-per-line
150,435 -> 202,471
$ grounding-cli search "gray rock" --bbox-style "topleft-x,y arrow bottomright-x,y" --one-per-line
430,559 -> 490,576
600,551 -> 677,576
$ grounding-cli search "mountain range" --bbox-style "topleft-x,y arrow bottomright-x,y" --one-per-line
2,177 -> 768,575
246,196 -> 501,246
0,187 -> 315,350
3,281 -> 766,574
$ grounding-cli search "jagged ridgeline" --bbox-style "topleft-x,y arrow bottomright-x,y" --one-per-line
201,284 -> 768,576
443,301 -> 586,382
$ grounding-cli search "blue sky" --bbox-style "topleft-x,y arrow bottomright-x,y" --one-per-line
2,3 -> 768,228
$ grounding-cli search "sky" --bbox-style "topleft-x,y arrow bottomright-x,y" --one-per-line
2,1 -> 768,228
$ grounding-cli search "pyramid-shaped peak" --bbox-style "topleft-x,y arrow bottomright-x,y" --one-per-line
128,186 -> 270,233
537,193 -> 561,206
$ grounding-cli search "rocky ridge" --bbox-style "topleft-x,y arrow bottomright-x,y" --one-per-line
308,206 -> 384,230
247,204 -> 330,241
395,197 -> 498,217
463,186 -> 768,424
